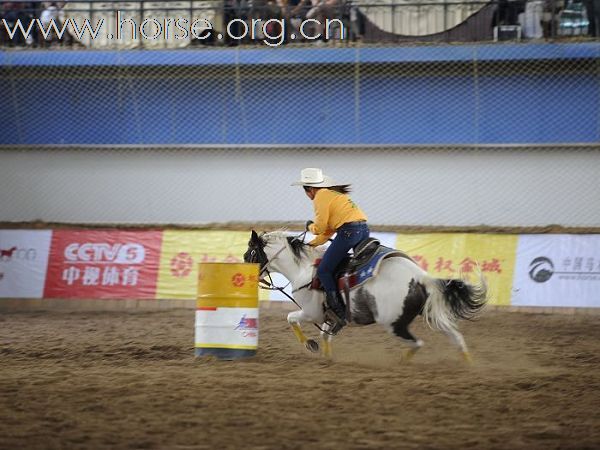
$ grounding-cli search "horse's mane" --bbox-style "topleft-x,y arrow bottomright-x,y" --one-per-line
287,236 -> 308,260
263,229 -> 319,262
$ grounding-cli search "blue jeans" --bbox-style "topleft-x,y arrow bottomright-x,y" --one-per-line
317,221 -> 370,292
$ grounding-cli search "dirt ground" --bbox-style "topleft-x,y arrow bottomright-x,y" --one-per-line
1,304 -> 599,450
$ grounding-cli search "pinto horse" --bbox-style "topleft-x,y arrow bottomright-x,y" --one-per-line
244,230 -> 488,361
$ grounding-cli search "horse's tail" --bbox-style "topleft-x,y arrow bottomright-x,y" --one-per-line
420,271 -> 488,331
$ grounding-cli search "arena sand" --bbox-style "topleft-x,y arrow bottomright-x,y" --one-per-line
1,304 -> 599,450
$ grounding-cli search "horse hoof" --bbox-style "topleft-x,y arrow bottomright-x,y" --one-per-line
403,348 -> 418,361
305,339 -> 319,353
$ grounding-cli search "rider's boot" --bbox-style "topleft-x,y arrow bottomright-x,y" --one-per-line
324,290 -> 346,333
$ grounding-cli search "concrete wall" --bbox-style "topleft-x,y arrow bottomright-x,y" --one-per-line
1,146 -> 599,227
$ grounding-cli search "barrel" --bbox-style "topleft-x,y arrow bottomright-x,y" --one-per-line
195,262 -> 260,360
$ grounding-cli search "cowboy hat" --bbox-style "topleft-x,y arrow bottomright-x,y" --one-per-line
291,168 -> 341,188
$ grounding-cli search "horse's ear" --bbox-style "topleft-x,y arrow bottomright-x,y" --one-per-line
251,230 -> 259,242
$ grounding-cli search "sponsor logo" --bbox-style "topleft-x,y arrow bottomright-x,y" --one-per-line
232,272 -> 245,287
64,243 -> 145,264
529,256 -> 600,283
0,246 -> 37,262
529,257 -> 554,283
44,230 -> 161,298
230,272 -> 259,287
235,314 -> 258,338
59,243 -> 147,286
411,254 -> 503,274
170,252 -> 193,278
61,265 -> 140,286
0,247 -> 16,260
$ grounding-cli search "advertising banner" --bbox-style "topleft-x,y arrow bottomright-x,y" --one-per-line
395,233 -> 518,305
0,230 -> 52,298
512,235 -> 600,307
44,230 -> 162,299
157,230 -> 257,300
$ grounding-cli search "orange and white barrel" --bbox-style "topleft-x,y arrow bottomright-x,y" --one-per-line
195,263 -> 260,360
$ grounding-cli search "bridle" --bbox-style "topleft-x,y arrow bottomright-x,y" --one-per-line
245,230 -> 338,336
245,231 -> 309,308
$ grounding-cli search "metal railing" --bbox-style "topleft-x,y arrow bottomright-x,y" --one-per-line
0,0 -> 597,49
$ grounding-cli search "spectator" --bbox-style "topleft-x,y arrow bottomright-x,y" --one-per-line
223,0 -> 250,46
261,0 -> 316,43
262,0 -> 285,45
594,0 -> 600,36
39,1 -> 60,47
286,0 -> 310,40
584,0 -> 600,36
289,0 -> 310,21
496,0 -> 526,26
520,0 -> 544,38
348,2 -> 364,42
305,0 -> 344,41
57,2 -> 75,47
1,2 -> 18,47
1,1 -> 34,47
39,2 -> 59,27
541,0 -> 564,38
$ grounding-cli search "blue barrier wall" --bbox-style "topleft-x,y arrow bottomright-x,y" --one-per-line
1,43 -> 599,145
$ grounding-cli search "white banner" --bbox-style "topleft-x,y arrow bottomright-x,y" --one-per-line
0,230 -> 52,298
512,235 -> 600,308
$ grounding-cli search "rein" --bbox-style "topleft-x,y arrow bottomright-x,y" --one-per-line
255,231 -> 309,310
258,277 -> 302,308
251,230 -> 337,336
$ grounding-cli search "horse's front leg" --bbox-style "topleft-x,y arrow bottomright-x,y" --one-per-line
287,310 -> 319,353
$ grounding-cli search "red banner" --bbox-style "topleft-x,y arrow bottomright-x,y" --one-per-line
44,230 -> 162,299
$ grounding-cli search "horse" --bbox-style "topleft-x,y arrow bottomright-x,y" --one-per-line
244,230 -> 488,361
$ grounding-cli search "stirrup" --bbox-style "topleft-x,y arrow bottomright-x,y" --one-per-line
324,309 -> 346,334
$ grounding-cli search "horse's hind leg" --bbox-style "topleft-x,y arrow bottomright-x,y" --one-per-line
392,320 -> 424,361
391,290 -> 425,361
441,326 -> 472,363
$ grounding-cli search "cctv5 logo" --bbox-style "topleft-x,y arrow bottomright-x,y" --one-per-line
64,243 -> 145,264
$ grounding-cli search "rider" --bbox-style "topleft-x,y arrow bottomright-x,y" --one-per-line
292,168 -> 370,332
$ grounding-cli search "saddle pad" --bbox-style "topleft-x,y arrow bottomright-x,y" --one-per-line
338,248 -> 407,291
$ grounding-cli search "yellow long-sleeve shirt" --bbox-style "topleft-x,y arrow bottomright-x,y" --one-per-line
307,188 -> 367,246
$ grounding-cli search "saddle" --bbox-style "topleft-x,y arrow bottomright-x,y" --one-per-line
310,237 -> 412,293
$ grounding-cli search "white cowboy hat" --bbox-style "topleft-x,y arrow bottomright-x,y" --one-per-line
291,168 -> 341,188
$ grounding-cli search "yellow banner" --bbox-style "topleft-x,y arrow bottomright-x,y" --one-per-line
395,233 -> 517,305
157,230 -> 269,300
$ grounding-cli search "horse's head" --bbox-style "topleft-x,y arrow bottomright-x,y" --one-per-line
243,230 -> 269,270
243,229 -> 314,276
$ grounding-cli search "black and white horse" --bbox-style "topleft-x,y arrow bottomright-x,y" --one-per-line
244,230 -> 488,361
